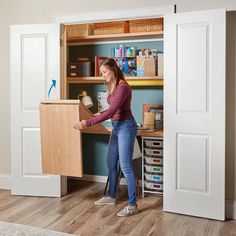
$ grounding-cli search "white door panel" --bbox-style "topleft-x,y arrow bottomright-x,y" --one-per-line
164,9 -> 225,220
23,128 -> 42,175
11,24 -> 62,196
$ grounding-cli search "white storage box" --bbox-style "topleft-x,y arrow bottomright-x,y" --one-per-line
145,148 -> 163,157
145,165 -> 163,173
145,181 -> 163,191
145,173 -> 163,182
145,140 -> 163,148
145,156 -> 163,165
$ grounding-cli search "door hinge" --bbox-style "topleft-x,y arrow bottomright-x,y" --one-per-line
60,38 -> 63,47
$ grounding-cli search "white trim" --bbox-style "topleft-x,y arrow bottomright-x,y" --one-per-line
0,174 -> 11,190
80,174 -> 107,183
54,5 -> 174,24
74,174 -> 142,186
226,6 -> 236,11
226,200 -> 236,219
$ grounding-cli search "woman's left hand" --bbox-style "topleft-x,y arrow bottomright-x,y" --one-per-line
74,120 -> 87,130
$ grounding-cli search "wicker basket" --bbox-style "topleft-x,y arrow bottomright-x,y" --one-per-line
129,18 -> 163,33
93,21 -> 129,35
66,24 -> 94,37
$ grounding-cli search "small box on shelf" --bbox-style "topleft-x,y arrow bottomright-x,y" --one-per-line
67,61 -> 93,77
67,62 -> 79,77
142,104 -> 163,129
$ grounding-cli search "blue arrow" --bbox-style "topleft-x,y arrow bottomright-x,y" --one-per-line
48,79 -> 56,98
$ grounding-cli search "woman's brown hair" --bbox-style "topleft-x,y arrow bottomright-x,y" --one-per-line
101,58 -> 127,94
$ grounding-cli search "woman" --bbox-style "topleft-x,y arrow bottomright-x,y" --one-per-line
74,58 -> 138,217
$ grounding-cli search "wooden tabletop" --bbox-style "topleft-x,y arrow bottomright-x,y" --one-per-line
82,127 -> 163,137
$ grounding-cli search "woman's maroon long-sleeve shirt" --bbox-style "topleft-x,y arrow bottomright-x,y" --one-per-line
86,82 -> 133,126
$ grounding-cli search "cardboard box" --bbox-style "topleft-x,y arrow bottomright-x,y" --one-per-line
67,62 -> 92,77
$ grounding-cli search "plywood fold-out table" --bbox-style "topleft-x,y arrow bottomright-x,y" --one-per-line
39,100 -> 109,178
39,99 -> 163,178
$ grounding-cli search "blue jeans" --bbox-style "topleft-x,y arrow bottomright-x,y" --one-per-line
107,118 -> 137,206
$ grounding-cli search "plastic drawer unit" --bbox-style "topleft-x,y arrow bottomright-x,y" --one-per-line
142,136 -> 163,197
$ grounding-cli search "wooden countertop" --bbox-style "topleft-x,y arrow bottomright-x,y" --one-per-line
82,127 -> 163,137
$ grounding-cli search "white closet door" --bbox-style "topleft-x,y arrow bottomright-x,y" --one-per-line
11,24 -> 63,196
164,9 -> 225,220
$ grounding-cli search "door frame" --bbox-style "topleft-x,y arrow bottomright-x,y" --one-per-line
54,4 -> 173,196
54,5 -> 174,25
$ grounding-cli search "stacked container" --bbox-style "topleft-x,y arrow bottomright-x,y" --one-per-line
142,137 -> 163,196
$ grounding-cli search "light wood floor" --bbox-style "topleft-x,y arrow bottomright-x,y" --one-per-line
0,180 -> 236,236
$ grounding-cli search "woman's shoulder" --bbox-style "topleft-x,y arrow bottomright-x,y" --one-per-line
118,80 -> 130,88
110,81 -> 131,96
115,81 -> 131,96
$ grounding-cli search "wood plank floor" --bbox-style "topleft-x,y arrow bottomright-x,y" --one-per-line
0,180 -> 236,236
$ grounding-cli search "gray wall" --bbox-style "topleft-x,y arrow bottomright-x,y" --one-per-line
1,0 -> 236,201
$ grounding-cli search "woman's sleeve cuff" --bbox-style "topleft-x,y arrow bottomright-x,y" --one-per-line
86,120 -> 91,126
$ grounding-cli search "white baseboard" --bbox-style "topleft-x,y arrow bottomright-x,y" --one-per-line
72,174 -> 142,186
0,174 -> 11,190
226,200 -> 236,220
80,174 -> 108,183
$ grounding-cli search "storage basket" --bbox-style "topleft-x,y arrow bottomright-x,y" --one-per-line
145,140 -> 163,148
145,148 -> 163,157
129,18 -> 163,33
66,24 -> 94,37
145,165 -> 163,174
93,21 -> 129,35
145,173 -> 163,182
145,181 -> 163,191
145,156 -> 163,165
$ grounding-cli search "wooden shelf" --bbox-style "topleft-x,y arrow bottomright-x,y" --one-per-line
67,31 -> 163,43
127,78 -> 163,87
137,129 -> 163,137
67,76 -> 163,87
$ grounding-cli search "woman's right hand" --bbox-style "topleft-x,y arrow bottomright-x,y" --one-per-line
93,112 -> 101,117
74,120 -> 87,130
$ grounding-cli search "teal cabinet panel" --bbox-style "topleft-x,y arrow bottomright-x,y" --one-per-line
82,134 -> 109,176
